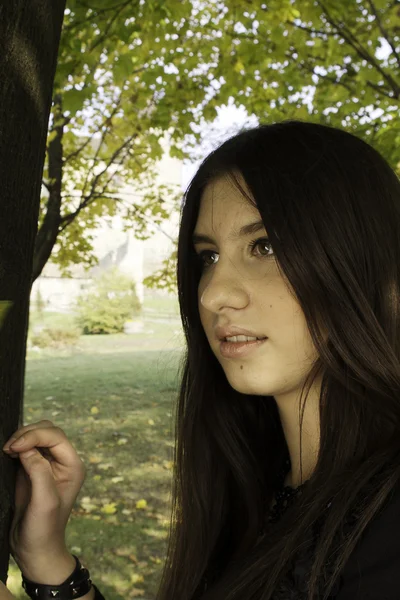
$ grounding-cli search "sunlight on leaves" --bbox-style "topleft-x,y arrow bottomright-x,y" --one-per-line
101,502 -> 118,514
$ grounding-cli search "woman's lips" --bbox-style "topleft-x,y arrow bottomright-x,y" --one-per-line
219,338 -> 268,358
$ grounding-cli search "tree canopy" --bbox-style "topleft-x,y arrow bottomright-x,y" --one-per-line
37,0 -> 400,294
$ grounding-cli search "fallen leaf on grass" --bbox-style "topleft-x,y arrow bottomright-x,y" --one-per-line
111,476 -> 124,483
89,455 -> 102,464
101,502 -> 118,514
113,548 -> 138,561
80,497 -> 97,512
136,499 -> 148,509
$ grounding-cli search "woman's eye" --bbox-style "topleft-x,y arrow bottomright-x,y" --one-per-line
196,237 -> 274,269
249,237 -> 274,257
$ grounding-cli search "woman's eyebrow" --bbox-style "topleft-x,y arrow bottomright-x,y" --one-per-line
192,220 -> 266,245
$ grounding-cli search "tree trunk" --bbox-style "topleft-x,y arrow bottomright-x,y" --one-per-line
0,0 -> 66,585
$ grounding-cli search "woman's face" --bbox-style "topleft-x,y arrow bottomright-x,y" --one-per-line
193,172 -> 319,399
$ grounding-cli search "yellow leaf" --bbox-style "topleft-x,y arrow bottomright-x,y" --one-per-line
136,499 -> 147,510
111,476 -> 124,483
91,406 -> 99,414
148,419 -> 155,426
89,455 -> 102,464
129,573 -> 144,585
80,497 -> 97,512
234,60 -> 244,73
98,463 -> 113,470
101,502 -> 117,514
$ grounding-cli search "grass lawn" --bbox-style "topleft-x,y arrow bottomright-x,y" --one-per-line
7,315 -> 187,600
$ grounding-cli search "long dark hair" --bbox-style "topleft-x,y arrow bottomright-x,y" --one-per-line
155,119 -> 400,600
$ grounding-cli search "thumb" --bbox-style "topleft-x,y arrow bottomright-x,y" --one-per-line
17,448 -> 60,511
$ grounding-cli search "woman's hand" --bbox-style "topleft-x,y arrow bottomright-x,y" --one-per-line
2,420 -> 86,578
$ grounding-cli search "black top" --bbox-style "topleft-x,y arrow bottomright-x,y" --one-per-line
264,458 -> 400,599
91,458 -> 400,599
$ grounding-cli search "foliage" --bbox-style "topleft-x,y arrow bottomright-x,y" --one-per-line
142,243 -> 178,293
38,0 -> 400,295
74,266 -> 142,334
30,326 -> 81,349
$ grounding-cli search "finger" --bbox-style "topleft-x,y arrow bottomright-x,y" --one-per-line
4,420 -> 55,450
8,427 -> 83,470
6,420 -> 55,443
17,447 -> 61,511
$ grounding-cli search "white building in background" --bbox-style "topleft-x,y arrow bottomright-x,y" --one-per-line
30,131 -> 183,314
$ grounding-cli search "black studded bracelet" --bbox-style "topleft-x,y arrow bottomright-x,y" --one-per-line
21,555 -> 92,600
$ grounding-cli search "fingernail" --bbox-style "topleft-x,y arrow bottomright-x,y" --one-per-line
3,437 -> 17,450
10,436 -> 25,447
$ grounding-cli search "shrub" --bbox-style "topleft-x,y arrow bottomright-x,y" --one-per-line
74,266 -> 142,334
30,327 -> 81,349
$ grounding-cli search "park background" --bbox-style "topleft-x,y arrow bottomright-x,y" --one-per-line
1,0 -> 399,598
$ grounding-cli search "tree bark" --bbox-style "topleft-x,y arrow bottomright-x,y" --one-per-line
0,0 -> 66,585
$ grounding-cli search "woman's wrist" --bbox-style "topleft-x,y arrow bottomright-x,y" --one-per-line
19,552 -> 77,585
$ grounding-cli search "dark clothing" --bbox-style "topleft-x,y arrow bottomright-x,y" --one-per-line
92,481 -> 400,599
335,481 -> 400,599
271,479 -> 400,599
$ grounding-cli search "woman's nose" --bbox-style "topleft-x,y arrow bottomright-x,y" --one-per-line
199,269 -> 248,313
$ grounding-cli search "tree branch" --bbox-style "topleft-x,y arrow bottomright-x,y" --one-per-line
88,0 -> 133,54
32,94 -> 65,282
317,0 -> 400,98
59,134 -> 137,230
63,0 -> 132,32
365,0 -> 400,70
64,92 -> 122,163
299,55 -> 354,94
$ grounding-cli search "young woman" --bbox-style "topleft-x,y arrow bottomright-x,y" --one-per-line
2,119 -> 400,600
